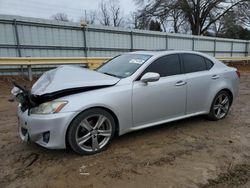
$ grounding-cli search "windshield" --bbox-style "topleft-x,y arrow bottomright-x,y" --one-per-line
97,54 -> 152,78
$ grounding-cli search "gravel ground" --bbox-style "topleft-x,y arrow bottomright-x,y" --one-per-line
0,71 -> 250,188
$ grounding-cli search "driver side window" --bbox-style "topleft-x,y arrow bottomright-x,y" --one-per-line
141,54 -> 181,78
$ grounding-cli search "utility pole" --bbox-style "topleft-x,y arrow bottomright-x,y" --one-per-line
85,10 -> 87,23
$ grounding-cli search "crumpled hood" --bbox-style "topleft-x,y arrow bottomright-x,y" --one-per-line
32,65 -> 120,95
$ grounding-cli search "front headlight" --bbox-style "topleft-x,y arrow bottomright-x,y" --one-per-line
29,101 -> 68,114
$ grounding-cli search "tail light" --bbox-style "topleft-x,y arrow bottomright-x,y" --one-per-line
236,70 -> 240,78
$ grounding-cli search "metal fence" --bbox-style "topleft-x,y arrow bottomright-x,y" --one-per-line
0,14 -> 249,75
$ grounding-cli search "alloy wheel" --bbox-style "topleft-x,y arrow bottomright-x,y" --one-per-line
213,93 -> 230,119
75,114 -> 112,152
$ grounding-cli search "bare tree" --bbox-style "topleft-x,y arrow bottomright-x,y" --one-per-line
51,12 -> 69,22
80,10 -> 97,24
98,0 -> 124,27
237,3 -> 250,27
135,0 -> 248,35
136,11 -> 151,29
110,0 -> 123,26
211,20 -> 223,37
126,12 -> 141,29
168,8 -> 187,33
99,1 -> 110,26
88,11 -> 97,24
179,0 -> 247,35
135,0 -> 185,32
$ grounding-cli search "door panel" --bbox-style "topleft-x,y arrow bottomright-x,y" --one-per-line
180,53 -> 216,114
185,71 -> 213,114
132,75 -> 187,127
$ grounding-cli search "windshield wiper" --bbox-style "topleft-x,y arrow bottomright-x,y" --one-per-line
102,72 -> 120,78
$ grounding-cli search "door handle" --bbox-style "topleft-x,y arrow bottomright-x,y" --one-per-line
212,75 -> 220,79
175,81 -> 187,86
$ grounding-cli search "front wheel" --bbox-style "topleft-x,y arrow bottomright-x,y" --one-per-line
207,91 -> 231,120
67,108 -> 116,155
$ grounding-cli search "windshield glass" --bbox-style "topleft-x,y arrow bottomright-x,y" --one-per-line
97,54 -> 152,78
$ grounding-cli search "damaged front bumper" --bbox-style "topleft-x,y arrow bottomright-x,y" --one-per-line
18,106 -> 77,149
12,65 -> 120,150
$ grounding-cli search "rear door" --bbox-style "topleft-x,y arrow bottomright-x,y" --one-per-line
132,54 -> 187,127
181,53 -> 215,114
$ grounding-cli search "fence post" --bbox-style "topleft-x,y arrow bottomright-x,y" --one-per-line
27,65 -> 32,81
13,19 -> 25,77
166,34 -> 168,50
130,31 -> 134,52
13,19 -> 21,57
82,27 -> 88,57
192,37 -> 195,51
245,41 -> 249,57
231,42 -> 234,57
213,39 -> 216,57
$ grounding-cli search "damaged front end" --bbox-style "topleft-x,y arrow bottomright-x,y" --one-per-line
11,82 -> 38,112
12,82 -> 116,112
11,65 -> 120,112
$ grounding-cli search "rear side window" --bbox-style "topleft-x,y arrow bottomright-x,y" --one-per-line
182,54 -> 207,73
205,58 -> 214,70
142,54 -> 181,77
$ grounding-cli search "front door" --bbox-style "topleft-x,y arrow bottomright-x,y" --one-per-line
132,54 -> 187,127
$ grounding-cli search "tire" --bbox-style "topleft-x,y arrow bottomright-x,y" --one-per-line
207,90 -> 232,121
67,108 -> 116,155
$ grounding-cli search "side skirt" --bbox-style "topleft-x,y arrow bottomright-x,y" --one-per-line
119,111 -> 208,136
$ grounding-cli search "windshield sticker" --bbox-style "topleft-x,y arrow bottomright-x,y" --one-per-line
129,59 -> 145,64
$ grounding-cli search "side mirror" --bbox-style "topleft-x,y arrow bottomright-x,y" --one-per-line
140,72 -> 160,83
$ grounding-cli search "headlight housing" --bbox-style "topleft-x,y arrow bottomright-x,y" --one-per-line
29,101 -> 68,114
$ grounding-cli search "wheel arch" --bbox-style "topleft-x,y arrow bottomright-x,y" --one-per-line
207,88 -> 234,120
209,88 -> 234,112
219,88 -> 234,105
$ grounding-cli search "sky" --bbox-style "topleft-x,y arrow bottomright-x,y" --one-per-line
0,0 -> 137,21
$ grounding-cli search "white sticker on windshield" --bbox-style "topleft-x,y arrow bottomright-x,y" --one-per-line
129,59 -> 145,64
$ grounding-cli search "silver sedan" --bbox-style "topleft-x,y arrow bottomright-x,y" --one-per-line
13,51 -> 240,155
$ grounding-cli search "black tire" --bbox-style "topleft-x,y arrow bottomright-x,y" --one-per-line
67,108 -> 116,155
207,90 -> 232,121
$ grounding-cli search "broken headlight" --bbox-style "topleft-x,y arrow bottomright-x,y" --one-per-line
29,101 -> 68,114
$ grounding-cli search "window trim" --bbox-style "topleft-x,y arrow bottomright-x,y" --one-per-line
204,57 -> 214,70
135,54 -> 183,81
180,53 -> 213,74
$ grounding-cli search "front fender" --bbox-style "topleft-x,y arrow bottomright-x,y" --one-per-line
59,84 -> 133,135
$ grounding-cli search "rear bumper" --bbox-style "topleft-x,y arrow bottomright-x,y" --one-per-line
18,106 -> 77,149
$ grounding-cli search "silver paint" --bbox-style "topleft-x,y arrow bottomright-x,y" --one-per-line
17,51 -> 240,149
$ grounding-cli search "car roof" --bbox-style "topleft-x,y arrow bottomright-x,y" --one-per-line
129,50 -> 207,56
127,50 -> 226,69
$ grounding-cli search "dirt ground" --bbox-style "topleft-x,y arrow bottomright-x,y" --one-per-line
0,67 -> 250,188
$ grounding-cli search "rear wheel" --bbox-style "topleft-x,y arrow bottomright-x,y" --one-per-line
67,108 -> 115,155
207,91 -> 231,120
